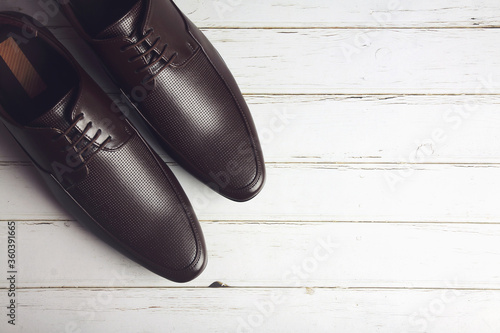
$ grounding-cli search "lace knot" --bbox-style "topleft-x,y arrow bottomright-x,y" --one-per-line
53,113 -> 112,169
121,29 -> 178,82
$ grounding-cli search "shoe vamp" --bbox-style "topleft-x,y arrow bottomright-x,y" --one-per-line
67,134 -> 198,271
141,51 -> 258,189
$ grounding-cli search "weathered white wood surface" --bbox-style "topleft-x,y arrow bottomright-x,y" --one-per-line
1,0 -> 500,332
1,221 -> 500,289
47,28 -> 500,95
3,0 -> 500,28
2,163 -> 500,223
3,95 -> 500,164
1,288 -> 500,333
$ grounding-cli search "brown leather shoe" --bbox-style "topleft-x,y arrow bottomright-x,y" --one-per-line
60,0 -> 266,202
0,12 -> 206,283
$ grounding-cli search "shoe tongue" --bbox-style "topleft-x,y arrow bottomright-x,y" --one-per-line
29,89 -> 75,131
97,0 -> 145,39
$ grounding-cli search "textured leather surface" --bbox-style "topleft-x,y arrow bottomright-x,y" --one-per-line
71,71 -> 133,149
62,0 -> 266,201
141,0 -> 198,65
0,12 -> 207,282
140,50 -> 258,190
3,117 -> 90,186
98,0 -> 143,39
68,134 -> 201,272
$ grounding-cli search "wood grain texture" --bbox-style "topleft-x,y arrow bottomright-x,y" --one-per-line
0,1 -> 500,332
2,163 -> 500,223
1,288 -> 499,333
1,221 -> 500,289
2,0 -> 500,28
48,28 -> 500,95
2,95 -> 500,164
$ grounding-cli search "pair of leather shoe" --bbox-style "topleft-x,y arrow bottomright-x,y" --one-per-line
0,0 -> 265,282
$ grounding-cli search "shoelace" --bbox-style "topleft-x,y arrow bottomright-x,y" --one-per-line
121,28 -> 178,82
53,113 -> 112,169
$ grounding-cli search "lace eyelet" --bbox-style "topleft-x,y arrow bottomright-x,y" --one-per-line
119,28 -> 173,82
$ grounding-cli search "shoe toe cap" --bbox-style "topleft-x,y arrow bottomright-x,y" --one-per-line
142,51 -> 266,201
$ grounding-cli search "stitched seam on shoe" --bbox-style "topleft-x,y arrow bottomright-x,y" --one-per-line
172,3 -> 264,192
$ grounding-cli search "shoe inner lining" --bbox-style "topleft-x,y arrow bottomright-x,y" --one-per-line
0,26 -> 77,125
69,0 -> 139,37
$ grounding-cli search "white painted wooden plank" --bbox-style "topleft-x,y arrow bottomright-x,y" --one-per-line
2,0 -> 500,28
208,28 -> 500,95
174,0 -> 500,28
1,287 -> 499,333
1,221 -> 500,289
3,95 -> 500,164
2,163 -> 500,223
47,28 -> 500,95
